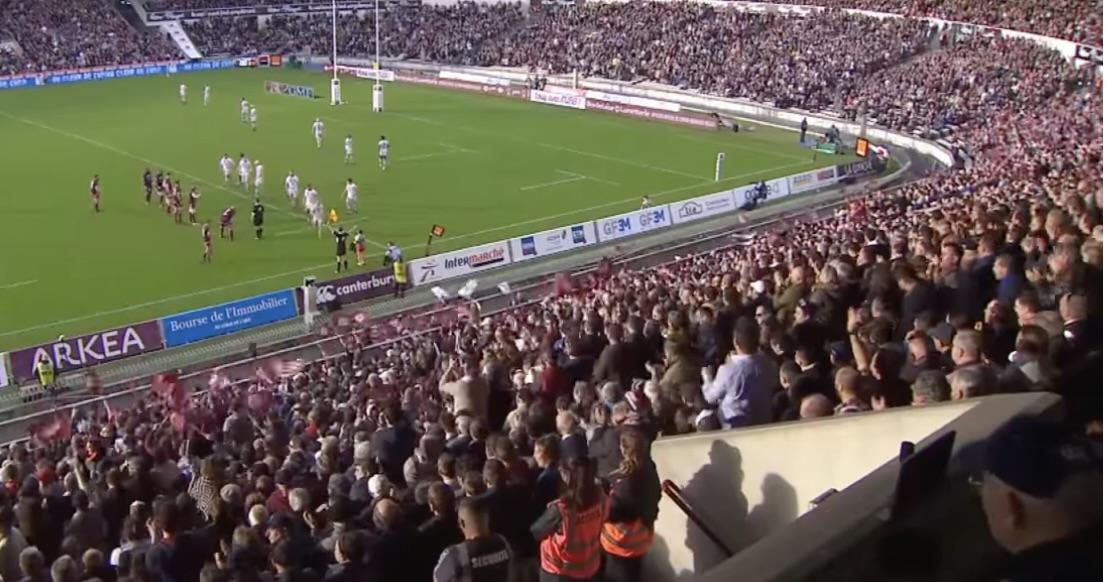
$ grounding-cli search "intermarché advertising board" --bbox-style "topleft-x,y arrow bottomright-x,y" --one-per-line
8,321 -> 164,383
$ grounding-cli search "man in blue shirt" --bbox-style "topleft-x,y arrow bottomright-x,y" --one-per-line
702,320 -> 778,429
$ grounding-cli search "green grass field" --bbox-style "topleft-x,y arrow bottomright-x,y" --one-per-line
0,68 -> 839,350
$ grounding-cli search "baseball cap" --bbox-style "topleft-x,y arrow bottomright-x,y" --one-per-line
927,322 -> 955,346
979,416 -> 1100,499
266,513 -> 294,531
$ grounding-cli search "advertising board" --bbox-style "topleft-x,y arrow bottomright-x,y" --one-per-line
669,190 -> 737,225
161,289 -> 299,347
585,99 -> 716,129
409,241 -> 512,286
595,206 -> 672,242
530,89 -> 587,110
509,222 -> 598,262
732,177 -> 791,205
8,321 -> 164,383
313,268 -> 396,305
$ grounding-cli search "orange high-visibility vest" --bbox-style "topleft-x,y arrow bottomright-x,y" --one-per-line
601,519 -> 655,558
539,494 -> 608,579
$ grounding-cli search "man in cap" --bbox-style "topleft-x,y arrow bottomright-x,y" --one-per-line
976,416 -> 1100,581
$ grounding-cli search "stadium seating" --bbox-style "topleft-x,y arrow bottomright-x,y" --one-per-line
0,2 -> 1100,582
0,0 -> 180,76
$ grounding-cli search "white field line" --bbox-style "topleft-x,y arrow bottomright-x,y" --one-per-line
0,280 -> 37,290
0,110 -> 389,249
558,170 -> 620,187
0,263 -> 333,339
519,174 -> 587,191
387,111 -> 705,180
405,159 -> 809,251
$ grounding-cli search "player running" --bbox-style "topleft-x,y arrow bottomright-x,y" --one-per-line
201,220 -> 213,263
220,206 -> 236,240
354,229 -> 367,266
285,171 -> 299,207
310,202 -> 325,237
313,118 -> 325,148
143,169 -> 154,204
640,195 -> 652,209
237,154 -> 250,188
240,98 -> 249,123
179,83 -> 187,105
251,198 -> 265,240
344,135 -> 354,164
89,174 -> 102,212
344,178 -> 358,213
249,105 -> 258,132
220,154 -> 234,183
253,160 -> 264,195
377,135 -> 390,170
187,186 -> 200,224
303,183 -> 320,217
203,85 -> 211,107
330,225 -> 350,273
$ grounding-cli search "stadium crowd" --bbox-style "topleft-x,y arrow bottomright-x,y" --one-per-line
148,0 -> 1103,46
0,0 -> 180,77
0,1 -> 1101,582
183,3 -> 524,64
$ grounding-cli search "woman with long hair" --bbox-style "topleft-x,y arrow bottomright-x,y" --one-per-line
601,429 -> 662,582
532,455 -> 607,581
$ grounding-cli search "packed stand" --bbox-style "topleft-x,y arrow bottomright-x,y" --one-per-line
1,9 -> 1104,582
0,0 -> 181,77
843,35 -> 1094,136
750,0 -> 1103,47
184,4 -> 525,64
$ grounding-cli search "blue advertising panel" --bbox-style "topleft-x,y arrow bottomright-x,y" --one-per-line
161,289 -> 298,347
0,59 -> 236,91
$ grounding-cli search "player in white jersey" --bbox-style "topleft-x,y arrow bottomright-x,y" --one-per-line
240,98 -> 249,123
377,135 -> 390,170
253,161 -> 264,194
238,154 -> 251,188
249,106 -> 258,132
203,85 -> 211,107
344,178 -> 358,213
313,118 -> 325,148
179,83 -> 187,104
285,171 -> 299,207
220,154 -> 233,183
344,135 -> 354,165
303,184 -> 320,216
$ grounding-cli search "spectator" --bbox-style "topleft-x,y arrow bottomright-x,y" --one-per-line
702,320 -> 777,429
432,497 -> 513,582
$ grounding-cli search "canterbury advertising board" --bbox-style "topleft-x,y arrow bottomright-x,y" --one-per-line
392,72 -> 528,99
530,89 -> 587,110
440,70 -> 511,87
584,89 -> 682,113
669,190 -> 737,225
509,222 -> 599,262
409,240 -> 512,287
595,206 -> 672,243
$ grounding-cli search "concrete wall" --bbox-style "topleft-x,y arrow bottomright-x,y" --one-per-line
646,403 -> 977,579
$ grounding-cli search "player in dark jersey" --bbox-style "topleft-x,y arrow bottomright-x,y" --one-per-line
251,198 -> 265,239
331,225 -> 350,273
201,220 -> 213,263
155,171 -> 165,207
172,181 -> 184,224
89,175 -> 101,212
143,169 -> 153,204
188,187 -> 200,224
220,206 -> 236,240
